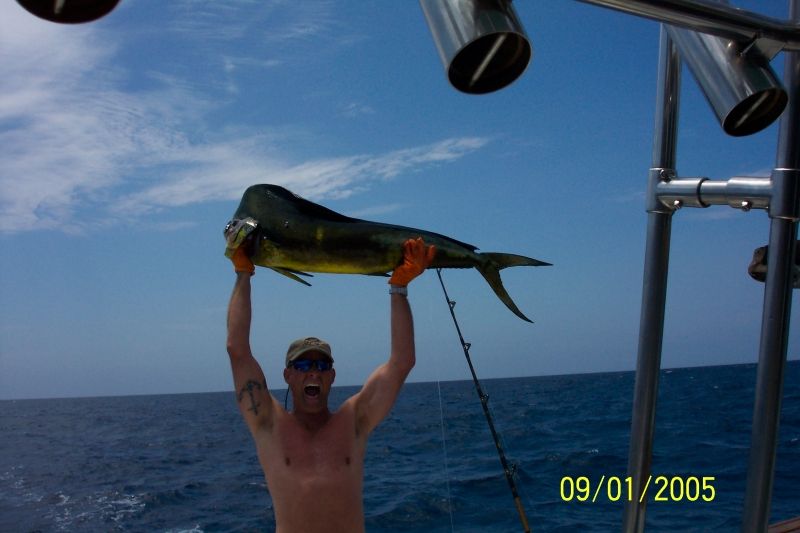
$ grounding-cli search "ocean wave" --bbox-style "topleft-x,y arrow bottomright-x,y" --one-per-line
2,363 -> 798,532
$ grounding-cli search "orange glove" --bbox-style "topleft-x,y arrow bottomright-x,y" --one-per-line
389,237 -> 436,287
231,246 -> 255,275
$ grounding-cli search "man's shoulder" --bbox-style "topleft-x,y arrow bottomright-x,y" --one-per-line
331,397 -> 360,422
338,391 -> 379,438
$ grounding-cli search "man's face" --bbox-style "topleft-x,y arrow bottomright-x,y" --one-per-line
284,351 -> 335,413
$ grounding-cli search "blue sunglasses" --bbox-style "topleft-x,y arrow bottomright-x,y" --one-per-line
289,359 -> 333,372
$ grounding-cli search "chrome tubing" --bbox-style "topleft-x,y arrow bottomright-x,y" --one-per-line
575,0 -> 800,52
666,25 -> 787,136
742,0 -> 800,529
622,25 -> 680,533
695,177 -> 772,210
654,175 -> 773,211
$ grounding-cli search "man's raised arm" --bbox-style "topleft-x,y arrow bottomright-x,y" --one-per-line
226,248 -> 274,433
353,238 -> 436,435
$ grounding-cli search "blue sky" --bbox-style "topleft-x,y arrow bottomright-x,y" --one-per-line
0,0 -> 796,400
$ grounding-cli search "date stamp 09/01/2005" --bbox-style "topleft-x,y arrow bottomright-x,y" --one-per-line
560,475 -> 717,504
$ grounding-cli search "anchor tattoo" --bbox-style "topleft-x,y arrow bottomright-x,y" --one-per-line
237,379 -> 266,415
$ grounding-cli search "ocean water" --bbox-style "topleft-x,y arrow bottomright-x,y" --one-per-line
1,362 -> 798,532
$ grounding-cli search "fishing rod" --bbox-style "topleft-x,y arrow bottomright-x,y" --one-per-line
435,269 -> 532,533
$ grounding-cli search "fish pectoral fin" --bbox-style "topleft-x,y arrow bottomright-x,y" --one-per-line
283,268 -> 314,278
269,267 -> 313,286
365,272 -> 391,278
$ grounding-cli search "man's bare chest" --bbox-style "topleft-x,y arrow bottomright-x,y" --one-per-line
259,412 -> 365,476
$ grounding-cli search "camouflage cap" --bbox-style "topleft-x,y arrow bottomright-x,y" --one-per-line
285,337 -> 334,367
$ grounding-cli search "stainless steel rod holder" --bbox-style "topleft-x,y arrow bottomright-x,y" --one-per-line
418,0 -> 531,94
665,24 -> 787,136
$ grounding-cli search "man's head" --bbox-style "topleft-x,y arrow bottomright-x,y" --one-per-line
285,337 -> 334,367
283,337 -> 336,413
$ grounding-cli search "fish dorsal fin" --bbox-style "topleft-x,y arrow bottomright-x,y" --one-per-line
420,229 -> 477,253
267,185 -> 359,223
371,221 -> 478,252
260,184 -> 478,250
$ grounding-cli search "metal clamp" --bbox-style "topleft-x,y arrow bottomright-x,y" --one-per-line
769,168 -> 800,221
646,167 -> 678,214
649,168 -> 774,214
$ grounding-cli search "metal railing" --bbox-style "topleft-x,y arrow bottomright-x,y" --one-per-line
421,1 -> 798,531
598,2 -> 799,532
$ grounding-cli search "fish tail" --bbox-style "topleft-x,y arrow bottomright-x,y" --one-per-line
476,253 -> 551,322
482,252 -> 551,269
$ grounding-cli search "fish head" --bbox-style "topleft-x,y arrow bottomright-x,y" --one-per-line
223,217 -> 259,258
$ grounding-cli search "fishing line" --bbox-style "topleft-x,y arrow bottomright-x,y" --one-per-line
435,268 -> 532,533
436,378 -> 456,533
427,282 -> 456,532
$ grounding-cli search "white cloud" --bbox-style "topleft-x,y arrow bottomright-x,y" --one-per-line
340,102 -> 376,118
0,6 -> 127,232
111,136 -> 490,216
0,2 -> 489,234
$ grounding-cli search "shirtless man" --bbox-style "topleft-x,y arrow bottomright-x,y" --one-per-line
226,237 -> 435,533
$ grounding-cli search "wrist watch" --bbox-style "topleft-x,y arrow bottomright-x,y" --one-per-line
389,285 -> 408,296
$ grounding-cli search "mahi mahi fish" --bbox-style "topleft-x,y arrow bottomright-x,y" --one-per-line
224,184 -> 550,322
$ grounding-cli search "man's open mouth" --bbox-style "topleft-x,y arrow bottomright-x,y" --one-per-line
304,384 -> 320,397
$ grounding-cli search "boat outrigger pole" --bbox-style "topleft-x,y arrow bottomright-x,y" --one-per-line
436,269 -> 532,533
